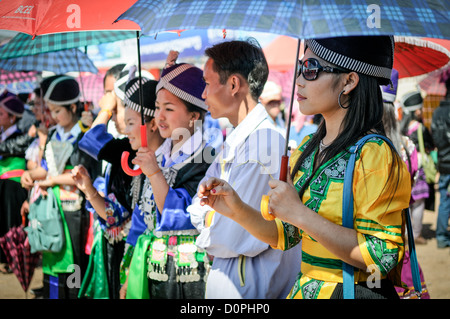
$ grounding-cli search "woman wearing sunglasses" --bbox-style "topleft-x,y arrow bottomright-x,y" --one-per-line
197,36 -> 412,299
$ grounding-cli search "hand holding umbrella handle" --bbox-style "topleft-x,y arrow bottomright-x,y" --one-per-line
121,125 -> 147,176
261,155 -> 289,221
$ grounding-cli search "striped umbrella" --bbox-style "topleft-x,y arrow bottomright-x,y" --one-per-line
0,48 -> 98,74
0,30 -> 137,59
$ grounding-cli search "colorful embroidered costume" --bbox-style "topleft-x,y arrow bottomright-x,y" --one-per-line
126,129 -> 221,299
274,135 -> 411,299
77,123 -> 134,299
37,123 -> 100,299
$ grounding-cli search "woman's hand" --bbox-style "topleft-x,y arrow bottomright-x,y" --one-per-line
81,111 -> 93,127
119,279 -> 128,299
98,91 -> 117,113
71,165 -> 94,194
197,177 -> 245,219
20,200 -> 30,218
131,147 -> 160,177
36,178 -> 54,189
266,167 -> 303,224
20,171 -> 35,190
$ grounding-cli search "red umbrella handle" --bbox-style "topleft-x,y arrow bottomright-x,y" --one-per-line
121,125 -> 147,176
278,155 -> 289,182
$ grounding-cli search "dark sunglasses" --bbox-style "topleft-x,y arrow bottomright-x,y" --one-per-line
297,58 -> 348,81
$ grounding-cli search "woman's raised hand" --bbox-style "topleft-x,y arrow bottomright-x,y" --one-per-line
71,165 -> 93,194
131,147 -> 160,178
197,177 -> 245,219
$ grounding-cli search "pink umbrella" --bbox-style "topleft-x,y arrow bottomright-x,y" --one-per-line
0,225 -> 41,296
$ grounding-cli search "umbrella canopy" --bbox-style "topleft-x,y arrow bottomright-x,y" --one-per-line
116,0 -> 450,39
394,36 -> 450,79
0,226 -> 41,292
0,80 -> 37,95
0,70 -> 37,84
0,30 -> 137,59
419,66 -> 450,96
76,72 -> 107,109
263,36 -> 304,73
0,48 -> 98,74
0,0 -> 139,37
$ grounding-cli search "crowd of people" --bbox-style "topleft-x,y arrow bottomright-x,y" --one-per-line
0,34 -> 449,300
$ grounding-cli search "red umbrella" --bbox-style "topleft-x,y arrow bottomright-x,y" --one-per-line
0,225 -> 41,295
263,35 -> 304,73
0,0 -> 139,37
393,36 -> 450,79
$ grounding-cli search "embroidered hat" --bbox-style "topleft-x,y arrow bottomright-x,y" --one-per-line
156,63 -> 207,111
41,75 -> 80,105
0,91 -> 24,117
114,66 -> 155,101
305,36 -> 394,86
124,77 -> 158,118
381,69 -> 399,103
401,91 -> 423,111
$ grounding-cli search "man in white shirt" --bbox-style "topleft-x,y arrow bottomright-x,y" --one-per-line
188,39 -> 301,299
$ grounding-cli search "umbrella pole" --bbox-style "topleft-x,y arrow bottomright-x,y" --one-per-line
136,31 -> 147,147
120,31 -> 146,176
279,38 -> 301,181
261,38 -> 301,221
74,49 -> 89,112
136,31 -> 147,148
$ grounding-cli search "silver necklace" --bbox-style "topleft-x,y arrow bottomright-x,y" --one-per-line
319,139 -> 330,152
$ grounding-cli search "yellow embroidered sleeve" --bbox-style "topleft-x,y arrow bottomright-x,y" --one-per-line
353,141 -> 411,276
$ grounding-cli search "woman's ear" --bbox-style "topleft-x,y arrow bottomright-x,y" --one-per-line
71,103 -> 77,114
342,72 -> 360,94
192,111 -> 201,122
9,114 -> 16,124
148,118 -> 158,132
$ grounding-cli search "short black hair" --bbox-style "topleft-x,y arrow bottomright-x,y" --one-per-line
205,38 -> 269,102
103,63 -> 126,87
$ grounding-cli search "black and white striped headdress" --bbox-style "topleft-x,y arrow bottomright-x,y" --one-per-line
124,77 -> 158,118
305,36 -> 394,86
156,63 -> 207,111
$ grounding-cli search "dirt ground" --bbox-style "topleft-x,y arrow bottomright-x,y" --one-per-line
1,203 -> 449,299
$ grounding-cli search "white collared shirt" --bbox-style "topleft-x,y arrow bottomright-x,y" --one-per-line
52,122 -> 82,144
1,124 -> 19,142
188,103 -> 301,299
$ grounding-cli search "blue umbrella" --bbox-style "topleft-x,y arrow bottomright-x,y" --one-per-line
116,0 -> 450,39
0,48 -> 98,74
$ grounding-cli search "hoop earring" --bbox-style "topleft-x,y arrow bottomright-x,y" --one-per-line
338,90 -> 350,109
